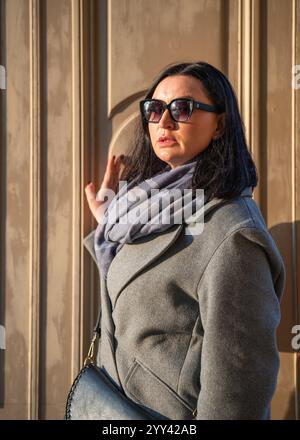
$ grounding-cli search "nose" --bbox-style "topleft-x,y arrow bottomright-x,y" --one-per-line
158,107 -> 177,129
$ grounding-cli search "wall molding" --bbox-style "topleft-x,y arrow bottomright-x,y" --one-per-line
28,0 -> 42,420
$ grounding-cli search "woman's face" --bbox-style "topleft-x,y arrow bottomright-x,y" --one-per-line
148,75 -> 223,169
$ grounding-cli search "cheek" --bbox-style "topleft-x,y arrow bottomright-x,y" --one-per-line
191,117 -> 216,141
148,126 -> 157,146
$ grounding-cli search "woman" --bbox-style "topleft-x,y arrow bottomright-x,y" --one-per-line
84,61 -> 286,420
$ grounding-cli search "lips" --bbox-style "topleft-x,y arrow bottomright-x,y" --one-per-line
157,136 -> 176,142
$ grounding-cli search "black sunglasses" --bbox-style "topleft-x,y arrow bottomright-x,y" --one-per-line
139,98 -> 224,123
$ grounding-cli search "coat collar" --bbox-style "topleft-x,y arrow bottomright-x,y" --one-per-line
184,186 -> 253,227
83,186 -> 253,306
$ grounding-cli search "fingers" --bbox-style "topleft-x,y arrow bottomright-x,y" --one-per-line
85,182 -> 100,217
85,154 -> 126,203
102,155 -> 115,181
102,154 -> 126,190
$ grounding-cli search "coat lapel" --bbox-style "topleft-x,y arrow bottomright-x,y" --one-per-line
106,223 -> 184,309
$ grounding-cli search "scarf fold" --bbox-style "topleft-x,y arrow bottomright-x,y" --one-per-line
94,158 -> 206,279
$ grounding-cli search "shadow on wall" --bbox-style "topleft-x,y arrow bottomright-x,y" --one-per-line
283,389 -> 297,420
269,222 -> 300,354
269,222 -> 300,420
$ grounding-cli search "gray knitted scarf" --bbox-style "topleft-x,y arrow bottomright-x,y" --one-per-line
94,158 -> 206,279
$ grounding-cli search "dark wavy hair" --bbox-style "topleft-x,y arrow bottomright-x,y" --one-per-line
119,61 -> 258,201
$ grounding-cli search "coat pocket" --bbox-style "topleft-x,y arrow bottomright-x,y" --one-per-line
124,357 -> 195,420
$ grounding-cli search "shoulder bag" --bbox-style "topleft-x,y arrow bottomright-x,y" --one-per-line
65,300 -> 169,420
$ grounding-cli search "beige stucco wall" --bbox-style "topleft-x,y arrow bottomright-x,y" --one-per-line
0,0 -> 299,419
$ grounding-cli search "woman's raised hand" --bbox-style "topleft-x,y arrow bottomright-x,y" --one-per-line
85,154 -> 125,223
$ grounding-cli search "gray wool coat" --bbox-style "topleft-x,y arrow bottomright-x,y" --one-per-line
83,186 -> 286,420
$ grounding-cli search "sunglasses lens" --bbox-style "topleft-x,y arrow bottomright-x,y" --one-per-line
141,99 -> 192,122
142,101 -> 163,122
170,100 -> 191,121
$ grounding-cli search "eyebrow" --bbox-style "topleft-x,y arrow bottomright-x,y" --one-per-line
177,95 -> 194,99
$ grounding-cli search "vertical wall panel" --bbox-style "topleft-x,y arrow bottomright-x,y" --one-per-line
264,0 -> 297,420
2,0 -> 31,419
43,0 -> 73,419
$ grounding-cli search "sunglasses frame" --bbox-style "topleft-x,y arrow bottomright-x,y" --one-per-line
139,97 -> 224,123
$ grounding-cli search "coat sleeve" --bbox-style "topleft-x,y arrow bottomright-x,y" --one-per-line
196,227 -> 285,420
